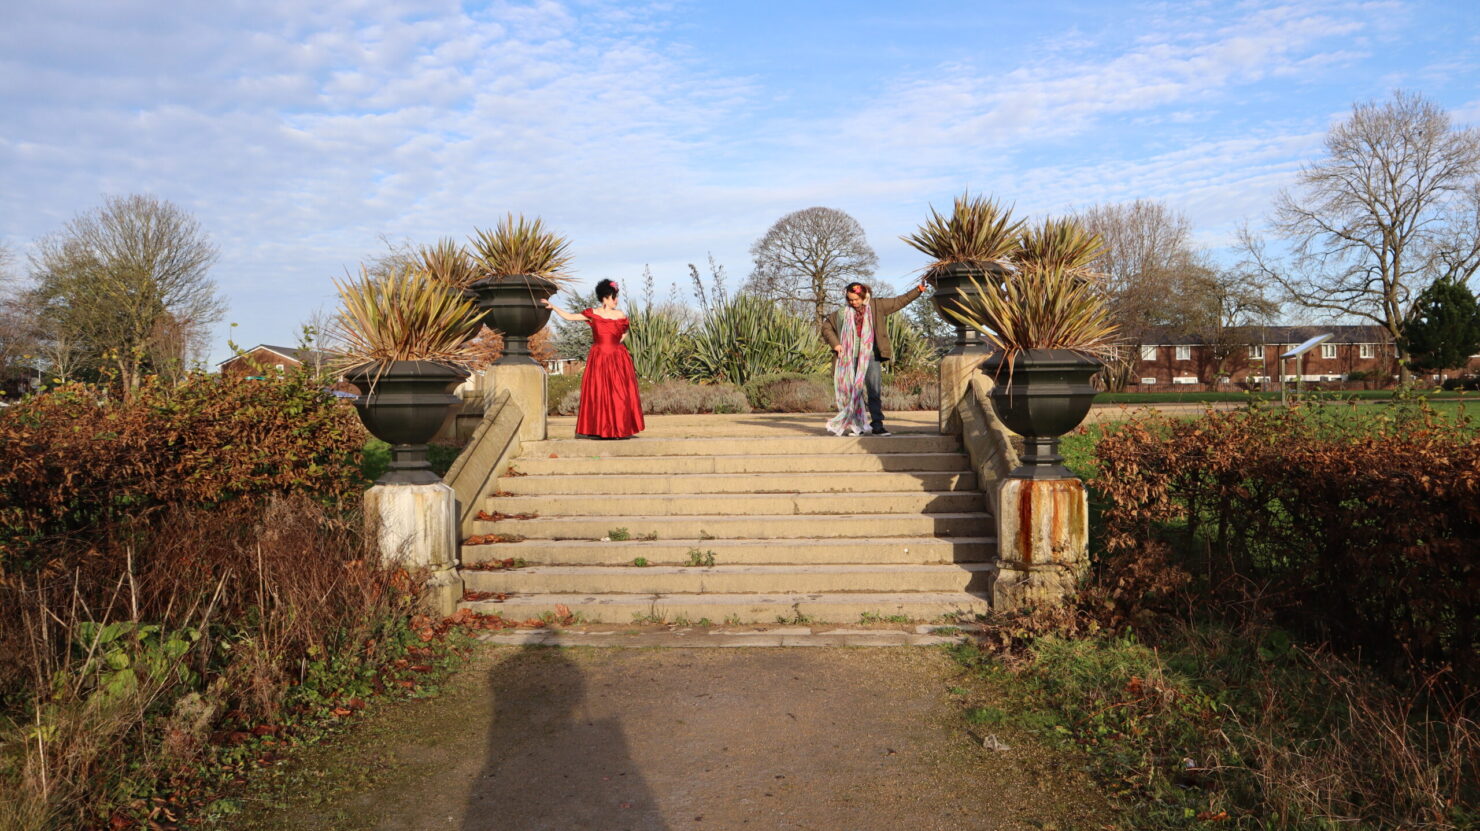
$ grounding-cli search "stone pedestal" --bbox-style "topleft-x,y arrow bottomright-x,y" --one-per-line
991,477 -> 1088,608
365,482 -> 462,616
484,362 -> 546,442
938,352 -> 986,434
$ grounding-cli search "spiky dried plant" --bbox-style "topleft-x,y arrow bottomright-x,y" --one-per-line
418,238 -> 481,290
1015,217 -> 1105,276
943,262 -> 1119,361
330,265 -> 483,372
468,214 -> 574,283
901,193 -> 1025,274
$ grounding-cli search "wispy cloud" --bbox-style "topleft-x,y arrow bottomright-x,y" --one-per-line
1,0 -> 1475,355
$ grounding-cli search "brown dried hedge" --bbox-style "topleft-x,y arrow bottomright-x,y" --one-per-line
0,371 -> 365,575
1091,402 -> 1479,688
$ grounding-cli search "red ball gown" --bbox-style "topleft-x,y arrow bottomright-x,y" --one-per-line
576,309 -> 645,438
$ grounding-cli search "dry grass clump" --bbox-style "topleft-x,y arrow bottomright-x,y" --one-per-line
961,608 -> 1478,830
1229,660 -> 1478,829
0,495 -> 408,830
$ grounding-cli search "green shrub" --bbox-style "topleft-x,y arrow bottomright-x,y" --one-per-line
685,295 -> 829,385
547,372 -> 582,414
641,380 -> 751,414
625,306 -> 690,380
880,386 -> 919,411
884,313 -> 935,372
744,373 -> 832,412
555,386 -> 582,415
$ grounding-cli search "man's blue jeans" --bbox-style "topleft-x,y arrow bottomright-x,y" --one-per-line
865,358 -> 885,433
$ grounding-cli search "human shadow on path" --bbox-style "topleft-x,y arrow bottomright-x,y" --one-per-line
460,647 -> 669,831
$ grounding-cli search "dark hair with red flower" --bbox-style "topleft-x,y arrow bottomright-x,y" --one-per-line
596,278 -> 619,301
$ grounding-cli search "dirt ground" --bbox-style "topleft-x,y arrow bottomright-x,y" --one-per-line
227,645 -> 1108,831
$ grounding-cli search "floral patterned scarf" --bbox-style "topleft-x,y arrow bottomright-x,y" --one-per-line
826,304 -> 874,437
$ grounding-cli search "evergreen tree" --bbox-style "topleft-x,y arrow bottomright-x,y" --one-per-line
1398,276 -> 1480,372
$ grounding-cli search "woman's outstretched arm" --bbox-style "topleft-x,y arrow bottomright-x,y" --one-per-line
540,298 -> 586,322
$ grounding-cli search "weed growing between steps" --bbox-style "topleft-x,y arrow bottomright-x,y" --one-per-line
462,533 -> 526,544
859,612 -> 912,624
462,558 -> 528,571
435,605 -> 585,633
475,510 -> 538,521
684,549 -> 717,567
949,610 -> 1479,830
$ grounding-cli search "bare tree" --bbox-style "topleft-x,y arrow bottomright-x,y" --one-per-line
30,195 -> 224,397
1075,200 -> 1205,390
745,207 -> 879,325
0,244 -> 43,394
1241,91 -> 1480,381
1175,266 -> 1279,382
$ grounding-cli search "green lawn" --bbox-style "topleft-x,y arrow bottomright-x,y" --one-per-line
1095,389 -> 1474,404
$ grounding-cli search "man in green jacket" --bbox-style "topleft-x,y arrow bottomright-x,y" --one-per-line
820,280 -> 928,436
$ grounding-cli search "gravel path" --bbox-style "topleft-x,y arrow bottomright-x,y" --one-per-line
228,645 -> 1107,831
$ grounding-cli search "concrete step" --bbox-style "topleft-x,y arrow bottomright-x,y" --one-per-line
470,512 -> 993,540
511,452 -> 970,476
464,563 -> 995,595
495,470 -> 978,495
523,434 -> 961,458
481,491 -> 984,518
459,591 -> 993,624
472,628 -> 975,648
462,537 -> 997,566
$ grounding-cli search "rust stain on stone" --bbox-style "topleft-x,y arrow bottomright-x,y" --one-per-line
1017,484 -> 1033,565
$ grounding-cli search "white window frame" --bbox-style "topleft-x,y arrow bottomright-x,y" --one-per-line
1138,377 -> 1158,385
1359,343 -> 1375,359
1247,345 -> 1261,359
1172,376 -> 1199,385
1174,345 -> 1192,361
1320,343 -> 1337,359
1140,345 -> 1157,361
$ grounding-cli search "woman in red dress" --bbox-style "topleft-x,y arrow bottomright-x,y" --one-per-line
541,278 -> 645,439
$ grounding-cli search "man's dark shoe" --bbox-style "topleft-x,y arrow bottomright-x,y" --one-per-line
871,428 -> 892,436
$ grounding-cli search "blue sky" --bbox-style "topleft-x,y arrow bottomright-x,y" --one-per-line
3,0 -> 1478,363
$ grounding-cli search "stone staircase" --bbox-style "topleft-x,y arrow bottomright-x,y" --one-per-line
457,425 -> 996,623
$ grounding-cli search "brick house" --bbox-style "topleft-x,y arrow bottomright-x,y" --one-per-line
1131,325 -> 1480,391
218,344 -> 336,379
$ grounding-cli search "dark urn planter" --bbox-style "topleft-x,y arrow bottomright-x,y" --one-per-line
929,261 -> 1011,357
980,349 -> 1101,480
466,274 -> 560,366
346,360 -> 470,485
